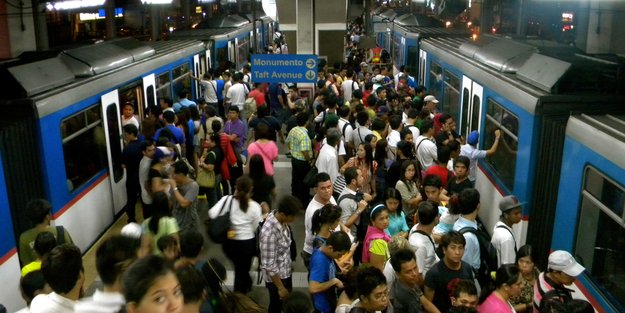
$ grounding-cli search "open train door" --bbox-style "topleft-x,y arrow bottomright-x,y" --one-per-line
460,76 -> 483,139
193,55 -> 201,100
100,90 -> 127,215
142,74 -> 157,114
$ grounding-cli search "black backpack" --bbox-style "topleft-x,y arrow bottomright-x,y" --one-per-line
459,222 -> 498,289
337,193 -> 368,241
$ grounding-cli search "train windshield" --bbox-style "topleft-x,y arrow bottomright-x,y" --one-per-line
575,167 -> 625,309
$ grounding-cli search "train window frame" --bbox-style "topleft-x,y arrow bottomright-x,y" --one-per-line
171,63 -> 191,99
575,166 -> 625,309
428,61 -> 442,98
156,71 -> 171,99
60,104 -> 108,192
442,70 -> 460,119
483,99 -> 518,191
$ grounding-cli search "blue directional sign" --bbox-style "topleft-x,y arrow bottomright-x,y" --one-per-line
251,54 -> 318,83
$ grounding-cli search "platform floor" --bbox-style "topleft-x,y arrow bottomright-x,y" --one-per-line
81,140 -> 309,308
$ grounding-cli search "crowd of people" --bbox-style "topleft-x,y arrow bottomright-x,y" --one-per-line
9,53 -> 595,313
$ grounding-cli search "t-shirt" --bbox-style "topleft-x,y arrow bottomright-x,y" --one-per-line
142,217 -> 180,255
309,249 -> 338,313
408,227 -> 439,277
171,181 -> 200,231
204,147 -> 223,175
248,89 -> 267,107
447,177 -> 473,196
19,226 -> 74,265
247,141 -> 279,176
424,165 -> 453,188
386,211 -> 409,237
424,260 -> 475,313
393,280 -> 423,313
226,83 -> 248,109
478,292 -> 515,313
200,80 -> 218,103
459,144 -> 488,181
369,239 -> 389,260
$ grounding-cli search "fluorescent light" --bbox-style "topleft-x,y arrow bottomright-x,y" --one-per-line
46,0 -> 105,10
142,0 -> 173,4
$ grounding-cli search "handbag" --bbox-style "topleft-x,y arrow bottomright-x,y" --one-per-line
173,144 -> 196,179
197,151 -> 216,188
303,164 -> 318,187
206,196 -> 233,244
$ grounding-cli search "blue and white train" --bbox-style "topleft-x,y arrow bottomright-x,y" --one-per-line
553,114 -> 625,312
419,34 -> 625,311
0,38 -> 207,312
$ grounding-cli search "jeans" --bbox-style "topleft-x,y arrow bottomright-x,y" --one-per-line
265,277 -> 292,313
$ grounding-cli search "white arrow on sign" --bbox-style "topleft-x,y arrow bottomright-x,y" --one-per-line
306,58 -> 316,69
306,70 -> 316,80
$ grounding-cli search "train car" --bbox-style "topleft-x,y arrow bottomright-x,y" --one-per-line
390,22 -> 468,81
419,34 -> 625,275
245,12 -> 278,52
0,38 -> 205,311
552,114 -> 625,312
371,7 -> 397,52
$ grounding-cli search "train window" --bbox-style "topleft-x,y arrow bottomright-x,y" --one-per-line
461,87 -> 470,136
146,86 -> 156,110
157,71 -> 171,99
119,81 -> 143,118
442,70 -> 460,120
392,34 -> 401,65
172,63 -> 191,99
407,46 -> 418,77
60,105 -> 107,192
428,62 -> 442,97
105,104 -> 124,183
237,38 -> 249,70
216,46 -> 227,69
575,167 -> 625,309
484,99 -> 518,190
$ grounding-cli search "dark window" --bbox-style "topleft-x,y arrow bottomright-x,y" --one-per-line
407,46 -> 418,77
460,87 -> 470,137
105,104 -> 124,183
237,37 -> 249,70
483,99 -> 518,190
157,71 -> 171,99
216,46 -> 227,69
172,63 -> 191,98
575,167 -> 625,310
428,61 -> 442,98
146,86 -> 156,110
61,105 -> 107,191
442,70 -> 460,119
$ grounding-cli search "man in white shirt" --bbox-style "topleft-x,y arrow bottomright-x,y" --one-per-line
139,141 -> 155,218
350,111 -> 372,150
316,128 -> 341,183
386,115 -> 403,161
491,195 -> 522,267
341,69 -> 359,104
303,173 -> 337,269
409,201 -> 441,281
338,106 -> 354,156
75,236 -> 139,313
423,95 -> 439,119
30,244 -> 84,313
415,119 -> 438,170
460,130 -> 501,182
226,72 -> 249,112
191,72 -> 219,108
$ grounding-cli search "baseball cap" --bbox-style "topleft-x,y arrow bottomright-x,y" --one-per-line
499,195 -> 525,212
373,74 -> 385,83
154,146 -> 173,160
424,95 -> 439,103
121,222 -> 142,239
548,250 -> 585,277
467,130 -> 479,145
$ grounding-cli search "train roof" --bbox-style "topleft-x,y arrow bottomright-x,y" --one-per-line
393,25 -> 470,39
169,24 -> 253,41
393,13 -> 443,27
567,114 -> 625,170
422,35 -> 624,95
0,38 -> 205,116
194,14 -> 250,29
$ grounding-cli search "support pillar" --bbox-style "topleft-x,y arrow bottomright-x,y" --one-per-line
105,0 -> 116,39
296,0 -> 314,54
32,0 -> 48,50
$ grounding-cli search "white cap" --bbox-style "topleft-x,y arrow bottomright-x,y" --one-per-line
424,95 -> 439,103
121,222 -> 142,239
373,74 -> 385,83
548,250 -> 585,277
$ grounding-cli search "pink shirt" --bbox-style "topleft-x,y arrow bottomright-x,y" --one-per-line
247,141 -> 278,176
478,292 -> 515,313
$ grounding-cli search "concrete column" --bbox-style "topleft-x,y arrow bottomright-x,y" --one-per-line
296,0 -> 314,54
151,5 -> 161,41
32,0 -> 48,50
105,0 -> 116,39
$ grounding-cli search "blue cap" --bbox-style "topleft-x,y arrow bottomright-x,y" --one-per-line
467,131 -> 479,145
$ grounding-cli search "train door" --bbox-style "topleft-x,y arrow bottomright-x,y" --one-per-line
229,40 -> 236,68
142,74 -> 157,114
418,50 -> 427,85
206,44 -> 212,69
193,55 -> 201,100
460,76 -> 483,139
100,90 -> 127,215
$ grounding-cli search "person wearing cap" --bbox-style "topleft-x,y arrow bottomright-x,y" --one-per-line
423,95 -> 439,119
491,195 -> 523,267
460,129 -> 502,182
533,250 -> 586,312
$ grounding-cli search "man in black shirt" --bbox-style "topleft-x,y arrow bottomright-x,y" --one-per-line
121,124 -> 143,223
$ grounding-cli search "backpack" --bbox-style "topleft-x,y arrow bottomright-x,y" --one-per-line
539,288 -> 574,312
338,193 -> 367,240
244,96 -> 257,116
459,222 -> 498,289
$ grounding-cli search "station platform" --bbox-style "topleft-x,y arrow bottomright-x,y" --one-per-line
80,142 -> 309,309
